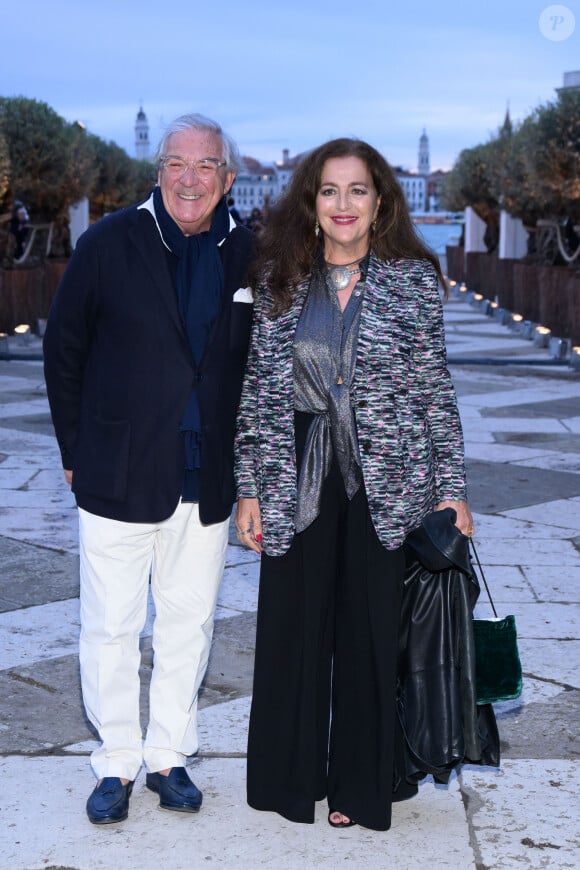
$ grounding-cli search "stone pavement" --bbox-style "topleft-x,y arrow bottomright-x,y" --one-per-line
0,294 -> 579,869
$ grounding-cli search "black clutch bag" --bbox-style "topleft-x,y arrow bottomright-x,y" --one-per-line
471,541 -> 523,705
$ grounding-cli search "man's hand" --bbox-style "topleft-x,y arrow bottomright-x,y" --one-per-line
64,469 -> 73,486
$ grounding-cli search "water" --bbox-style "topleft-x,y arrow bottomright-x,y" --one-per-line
414,222 -> 463,273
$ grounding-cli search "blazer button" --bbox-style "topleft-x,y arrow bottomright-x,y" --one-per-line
362,440 -> 372,453
358,400 -> 368,408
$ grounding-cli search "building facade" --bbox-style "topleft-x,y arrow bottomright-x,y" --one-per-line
229,132 -> 448,217
230,150 -> 304,218
396,171 -> 428,213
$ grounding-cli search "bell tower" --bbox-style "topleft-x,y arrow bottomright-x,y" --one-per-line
418,128 -> 430,176
135,105 -> 150,160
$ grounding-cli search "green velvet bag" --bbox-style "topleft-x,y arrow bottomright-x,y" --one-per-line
473,615 -> 523,704
470,542 -> 523,705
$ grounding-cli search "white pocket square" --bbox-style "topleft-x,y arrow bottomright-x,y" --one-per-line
233,286 -> 253,303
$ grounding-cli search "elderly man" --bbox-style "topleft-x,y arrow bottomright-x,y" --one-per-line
43,114 -> 254,824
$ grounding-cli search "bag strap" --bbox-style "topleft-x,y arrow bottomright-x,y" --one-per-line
469,539 -> 498,618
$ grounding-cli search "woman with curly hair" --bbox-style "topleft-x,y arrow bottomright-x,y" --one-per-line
234,138 -> 473,831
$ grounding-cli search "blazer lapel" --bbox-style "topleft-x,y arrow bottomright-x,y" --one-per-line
355,255 -> 401,391
128,209 -> 184,336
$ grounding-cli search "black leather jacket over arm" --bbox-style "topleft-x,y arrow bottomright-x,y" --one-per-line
398,508 -> 500,784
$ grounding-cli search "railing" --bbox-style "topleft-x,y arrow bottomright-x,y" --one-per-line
536,220 -> 580,265
13,223 -> 54,265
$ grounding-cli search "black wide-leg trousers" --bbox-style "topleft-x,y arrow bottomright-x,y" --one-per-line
247,413 -> 416,831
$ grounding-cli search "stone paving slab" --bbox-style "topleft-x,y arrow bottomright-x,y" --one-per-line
460,760 -> 580,869
0,538 -> 78,611
465,459 -> 580,513
470,512 -> 579,538
481,397 -> 580,419
0,598 -> 80,670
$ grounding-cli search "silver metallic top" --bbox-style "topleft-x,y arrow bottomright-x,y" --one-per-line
293,261 -> 366,532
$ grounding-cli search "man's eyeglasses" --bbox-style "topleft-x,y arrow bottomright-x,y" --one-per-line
159,156 -> 227,178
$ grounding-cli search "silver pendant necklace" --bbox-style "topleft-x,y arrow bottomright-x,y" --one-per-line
325,258 -> 362,291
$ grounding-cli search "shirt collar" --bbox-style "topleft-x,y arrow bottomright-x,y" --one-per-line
138,189 -> 234,249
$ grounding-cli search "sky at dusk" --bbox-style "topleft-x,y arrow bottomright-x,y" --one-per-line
2,0 -> 579,171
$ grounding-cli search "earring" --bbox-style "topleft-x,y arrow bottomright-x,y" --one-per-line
314,219 -> 320,237
371,219 -> 377,233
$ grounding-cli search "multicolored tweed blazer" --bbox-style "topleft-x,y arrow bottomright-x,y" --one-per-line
234,254 -> 467,555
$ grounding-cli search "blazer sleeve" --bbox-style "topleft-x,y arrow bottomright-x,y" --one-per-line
234,286 -> 263,499
43,229 -> 99,470
414,264 -> 467,502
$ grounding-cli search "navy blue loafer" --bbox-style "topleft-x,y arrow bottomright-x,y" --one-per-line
86,777 -> 133,825
146,767 -> 203,813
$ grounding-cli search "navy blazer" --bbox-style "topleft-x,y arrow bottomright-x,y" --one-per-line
44,202 -> 255,525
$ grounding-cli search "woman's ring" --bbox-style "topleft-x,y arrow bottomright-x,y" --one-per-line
239,528 -> 252,535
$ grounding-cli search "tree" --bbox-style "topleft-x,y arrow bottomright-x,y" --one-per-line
133,158 -> 157,204
0,97 -> 96,221
440,142 -> 497,217
442,89 -> 580,253
505,89 -> 580,225
89,137 -> 155,219
0,130 -> 9,204
493,89 -> 580,262
440,141 -> 501,251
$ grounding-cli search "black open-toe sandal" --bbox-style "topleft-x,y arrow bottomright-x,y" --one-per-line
328,809 -> 357,828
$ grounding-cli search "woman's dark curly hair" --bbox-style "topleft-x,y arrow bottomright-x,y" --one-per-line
250,137 -> 444,316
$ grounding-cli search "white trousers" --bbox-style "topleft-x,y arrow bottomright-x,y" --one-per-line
78,502 -> 229,780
